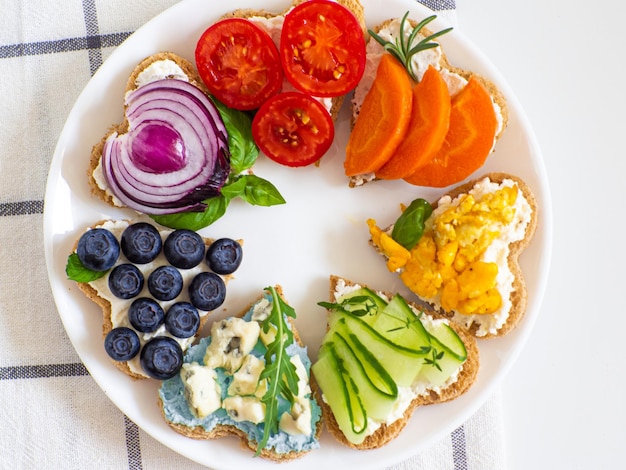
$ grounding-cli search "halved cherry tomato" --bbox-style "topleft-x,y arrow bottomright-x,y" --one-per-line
195,18 -> 283,110
252,92 -> 334,167
280,0 -> 366,97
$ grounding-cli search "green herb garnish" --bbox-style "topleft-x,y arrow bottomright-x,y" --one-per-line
255,286 -> 300,456
65,253 -> 108,282
423,346 -> 445,372
391,198 -> 433,250
369,12 -> 453,82
318,296 -> 379,317
151,101 -> 285,231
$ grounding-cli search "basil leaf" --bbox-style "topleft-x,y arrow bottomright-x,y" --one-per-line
212,98 -> 258,173
219,176 -> 248,200
151,195 -> 230,231
391,198 -> 433,250
237,174 -> 286,206
65,253 -> 107,283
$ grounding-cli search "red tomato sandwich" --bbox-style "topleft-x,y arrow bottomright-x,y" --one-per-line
216,0 -> 367,167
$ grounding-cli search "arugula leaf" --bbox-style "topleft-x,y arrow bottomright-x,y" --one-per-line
151,195 -> 229,231
256,286 -> 299,456
65,253 -> 107,282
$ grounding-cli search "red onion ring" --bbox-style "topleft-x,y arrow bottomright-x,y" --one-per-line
101,78 -> 230,214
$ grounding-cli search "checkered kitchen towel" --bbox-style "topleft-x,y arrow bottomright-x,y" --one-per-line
0,0 -> 504,468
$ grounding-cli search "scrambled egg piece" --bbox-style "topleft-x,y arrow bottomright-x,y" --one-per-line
369,185 -> 518,315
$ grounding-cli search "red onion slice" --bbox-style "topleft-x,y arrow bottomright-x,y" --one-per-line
100,78 -> 230,215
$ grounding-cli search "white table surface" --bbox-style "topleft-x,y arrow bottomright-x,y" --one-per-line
457,0 -> 626,468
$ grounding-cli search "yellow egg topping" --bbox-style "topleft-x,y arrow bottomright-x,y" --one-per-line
369,184 -> 519,316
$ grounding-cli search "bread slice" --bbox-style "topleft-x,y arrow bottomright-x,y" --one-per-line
72,219 -> 231,379
369,172 -> 538,339
348,17 -> 508,188
158,286 -> 323,462
314,275 -> 479,450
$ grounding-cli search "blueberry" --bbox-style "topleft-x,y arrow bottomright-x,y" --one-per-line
140,336 -> 183,380
104,327 -> 140,361
163,229 -> 205,269
165,302 -> 200,338
147,265 -> 183,301
188,272 -> 226,311
128,297 -> 165,333
120,223 -> 162,264
76,228 -> 120,271
206,238 -> 243,275
108,264 -> 144,299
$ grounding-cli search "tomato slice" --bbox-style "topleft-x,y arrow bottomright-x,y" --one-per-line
195,18 -> 283,110
252,92 -> 335,167
280,0 -> 366,97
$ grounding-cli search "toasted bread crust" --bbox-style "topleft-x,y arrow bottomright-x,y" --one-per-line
315,275 -> 479,450
158,286 -> 323,462
430,172 -> 538,339
73,219 -> 218,379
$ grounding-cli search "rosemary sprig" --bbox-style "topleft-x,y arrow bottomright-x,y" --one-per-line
368,11 -> 453,82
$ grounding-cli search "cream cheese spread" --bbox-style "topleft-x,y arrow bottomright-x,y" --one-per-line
133,59 -> 189,90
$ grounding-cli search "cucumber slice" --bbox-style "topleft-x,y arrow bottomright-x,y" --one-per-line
373,294 -> 432,353
426,322 -> 467,361
415,322 -> 467,387
331,331 -> 397,421
337,331 -> 397,398
333,313 -> 424,387
415,342 -> 465,388
312,344 -> 368,444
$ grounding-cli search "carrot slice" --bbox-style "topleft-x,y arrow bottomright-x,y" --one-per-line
404,77 -> 497,188
375,65 -> 451,180
344,54 -> 413,176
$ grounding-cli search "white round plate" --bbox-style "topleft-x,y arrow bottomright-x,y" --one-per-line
44,0 -> 552,468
